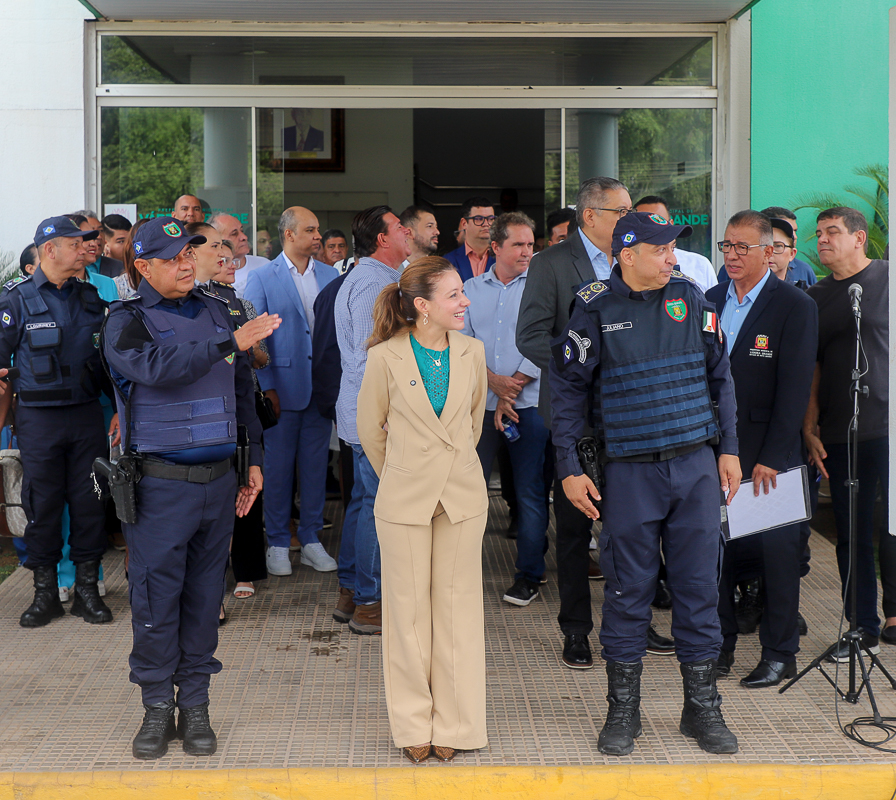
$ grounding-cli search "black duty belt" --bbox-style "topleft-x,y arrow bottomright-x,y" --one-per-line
139,455 -> 234,484
608,440 -> 706,464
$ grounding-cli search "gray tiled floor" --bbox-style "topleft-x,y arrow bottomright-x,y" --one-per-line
1,497 -> 895,770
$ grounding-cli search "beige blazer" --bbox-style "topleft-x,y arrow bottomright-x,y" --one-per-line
357,330 -> 488,526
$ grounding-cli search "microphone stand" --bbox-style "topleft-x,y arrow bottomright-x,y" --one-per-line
779,288 -> 896,706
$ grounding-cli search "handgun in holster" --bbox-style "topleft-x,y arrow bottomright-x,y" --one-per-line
235,425 -> 250,488
92,455 -> 139,524
576,436 -> 606,516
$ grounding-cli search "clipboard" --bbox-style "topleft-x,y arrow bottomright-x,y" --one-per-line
722,465 -> 811,541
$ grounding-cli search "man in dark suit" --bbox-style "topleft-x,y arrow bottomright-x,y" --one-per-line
706,210 -> 818,687
517,177 -> 633,669
443,196 -> 496,282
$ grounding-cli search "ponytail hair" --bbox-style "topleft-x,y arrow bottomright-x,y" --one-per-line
368,256 -> 458,347
123,217 -> 152,293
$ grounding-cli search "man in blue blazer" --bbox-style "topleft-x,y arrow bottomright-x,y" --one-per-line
244,207 -> 339,576
443,196 -> 496,282
706,210 -> 818,688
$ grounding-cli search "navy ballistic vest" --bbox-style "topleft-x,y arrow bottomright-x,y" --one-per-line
6,276 -> 106,407
118,296 -> 238,454
589,278 -> 718,458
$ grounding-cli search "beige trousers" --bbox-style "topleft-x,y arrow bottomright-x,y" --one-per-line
376,506 -> 488,750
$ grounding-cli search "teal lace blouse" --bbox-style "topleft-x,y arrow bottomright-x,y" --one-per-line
410,334 -> 450,417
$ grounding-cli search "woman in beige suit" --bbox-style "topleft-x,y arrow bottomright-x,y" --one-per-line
357,256 -> 488,763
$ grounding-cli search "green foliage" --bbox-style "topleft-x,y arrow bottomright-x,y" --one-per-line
102,37 -> 173,84
102,107 -> 204,216
793,163 -> 889,271
0,250 -> 18,286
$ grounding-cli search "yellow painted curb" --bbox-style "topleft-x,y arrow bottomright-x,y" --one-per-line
1,765 -> 894,800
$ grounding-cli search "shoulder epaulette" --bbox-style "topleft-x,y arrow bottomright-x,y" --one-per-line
670,270 -> 696,283
3,275 -> 31,291
198,286 -> 229,304
111,295 -> 142,307
211,280 -> 229,288
576,280 -> 609,304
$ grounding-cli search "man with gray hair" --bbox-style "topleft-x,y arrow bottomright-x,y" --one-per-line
243,207 -> 339,576
517,177 -> 632,668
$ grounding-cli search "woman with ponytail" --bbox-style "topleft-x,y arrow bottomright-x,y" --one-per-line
357,256 -> 489,764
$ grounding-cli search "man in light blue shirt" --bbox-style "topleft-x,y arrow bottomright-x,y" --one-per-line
719,253 -> 772,352
463,212 -> 549,607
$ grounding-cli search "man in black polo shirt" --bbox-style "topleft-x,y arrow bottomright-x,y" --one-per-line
803,206 -> 895,657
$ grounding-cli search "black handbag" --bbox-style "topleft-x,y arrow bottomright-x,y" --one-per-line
255,392 -> 278,430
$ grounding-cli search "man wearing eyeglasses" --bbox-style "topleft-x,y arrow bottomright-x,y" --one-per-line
705,210 -> 817,688
444,196 -> 496,282
517,177 -> 634,671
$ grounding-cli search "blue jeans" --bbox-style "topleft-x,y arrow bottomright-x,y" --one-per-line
337,443 -> 381,605
477,406 -> 549,583
825,436 -> 896,636
263,406 -> 331,549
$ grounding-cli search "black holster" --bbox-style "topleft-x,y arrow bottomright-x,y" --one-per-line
92,455 -> 138,524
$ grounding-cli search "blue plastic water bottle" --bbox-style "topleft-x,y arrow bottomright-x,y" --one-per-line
502,419 -> 520,442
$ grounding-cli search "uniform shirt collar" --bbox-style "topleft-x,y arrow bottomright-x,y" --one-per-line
136,277 -> 200,308
32,266 -> 78,291
608,264 -> 657,300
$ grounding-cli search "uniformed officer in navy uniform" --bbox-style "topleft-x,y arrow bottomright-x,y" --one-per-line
101,217 -> 280,759
550,212 -> 742,756
0,216 -> 115,628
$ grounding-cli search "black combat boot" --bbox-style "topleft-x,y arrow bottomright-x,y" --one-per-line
679,659 -> 738,754
597,660 -> 643,755
133,700 -> 177,759
19,565 -> 65,628
70,560 -> 113,623
178,702 -> 217,755
736,578 -> 763,634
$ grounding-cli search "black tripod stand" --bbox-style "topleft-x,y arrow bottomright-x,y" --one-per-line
780,283 -> 896,709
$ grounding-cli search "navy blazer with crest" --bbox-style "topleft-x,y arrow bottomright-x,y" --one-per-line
705,271 -> 817,475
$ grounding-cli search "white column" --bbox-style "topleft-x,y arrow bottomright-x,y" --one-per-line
0,0 -> 89,253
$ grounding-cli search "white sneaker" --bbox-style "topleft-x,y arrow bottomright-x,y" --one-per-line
266,546 -> 293,576
300,542 -> 337,572
58,586 -> 70,602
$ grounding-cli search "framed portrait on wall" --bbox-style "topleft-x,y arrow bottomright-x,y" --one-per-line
267,108 -> 345,172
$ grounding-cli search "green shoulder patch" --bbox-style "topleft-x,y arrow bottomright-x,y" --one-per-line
670,270 -> 695,283
576,281 -> 609,304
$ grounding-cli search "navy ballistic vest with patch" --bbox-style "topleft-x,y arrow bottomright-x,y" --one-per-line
589,278 -> 718,458
120,298 -> 238,453
7,277 -> 106,407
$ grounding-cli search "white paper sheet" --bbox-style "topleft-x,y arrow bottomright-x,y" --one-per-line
723,465 -> 811,540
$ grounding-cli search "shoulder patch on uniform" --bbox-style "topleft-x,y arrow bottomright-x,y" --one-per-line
576,281 -> 609,304
670,270 -> 696,283
3,275 -> 31,291
198,287 -> 228,304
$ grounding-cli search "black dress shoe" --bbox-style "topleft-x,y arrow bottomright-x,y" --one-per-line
740,658 -> 796,688
881,626 -> 896,646
645,625 -> 675,655
715,650 -> 735,678
562,634 -> 593,670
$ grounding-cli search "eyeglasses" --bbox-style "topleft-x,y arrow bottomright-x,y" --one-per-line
717,242 -> 767,256
465,215 -> 496,226
590,207 -> 635,217
771,242 -> 794,254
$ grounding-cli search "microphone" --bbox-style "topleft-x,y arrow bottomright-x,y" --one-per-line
849,283 -> 863,317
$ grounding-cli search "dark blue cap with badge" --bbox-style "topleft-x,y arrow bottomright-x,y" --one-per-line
612,211 -> 693,254
33,216 -> 99,247
133,217 -> 206,260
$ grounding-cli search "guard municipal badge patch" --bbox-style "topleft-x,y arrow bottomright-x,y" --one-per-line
162,222 -> 182,237
92,332 -> 100,348
648,213 -> 669,225
576,281 -> 608,304
225,353 -> 235,364
665,299 -> 687,322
